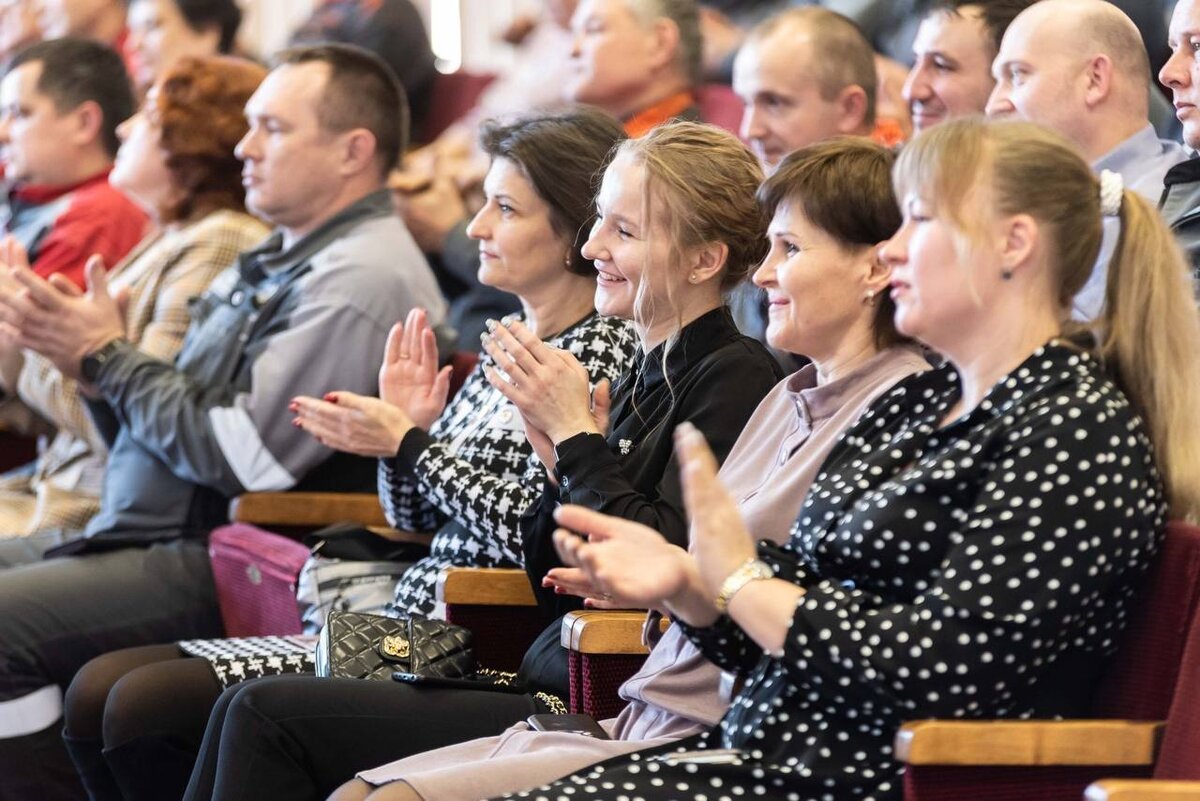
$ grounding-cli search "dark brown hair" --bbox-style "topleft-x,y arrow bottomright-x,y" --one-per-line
153,55 -> 265,223
758,137 -> 907,349
479,107 -> 628,276
931,0 -> 1041,56
271,43 -> 408,178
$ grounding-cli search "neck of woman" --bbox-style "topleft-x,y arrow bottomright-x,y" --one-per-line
636,286 -> 724,353
520,273 -> 598,339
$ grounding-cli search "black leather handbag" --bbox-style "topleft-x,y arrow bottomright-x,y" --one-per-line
315,610 -> 475,681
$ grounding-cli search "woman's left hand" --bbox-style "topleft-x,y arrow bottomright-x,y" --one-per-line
675,422 -> 757,599
480,319 -> 598,443
290,391 -> 415,458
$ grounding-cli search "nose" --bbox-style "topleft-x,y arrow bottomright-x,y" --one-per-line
1161,48 -> 1189,90
234,127 -> 258,162
985,82 -> 1013,117
0,116 -> 10,144
115,114 -> 134,143
581,221 -> 606,262
751,248 -> 779,289
569,32 -> 583,59
465,203 -> 491,241
740,102 -> 765,142
879,225 -> 910,268
902,64 -> 930,104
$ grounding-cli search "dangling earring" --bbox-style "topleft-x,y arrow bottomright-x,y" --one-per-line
564,252 -> 573,268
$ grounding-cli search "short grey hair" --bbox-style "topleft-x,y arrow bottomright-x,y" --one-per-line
625,0 -> 702,86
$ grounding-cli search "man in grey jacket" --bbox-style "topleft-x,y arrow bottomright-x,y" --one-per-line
0,44 -> 446,800
1159,0 -> 1200,280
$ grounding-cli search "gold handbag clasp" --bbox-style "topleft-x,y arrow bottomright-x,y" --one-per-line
381,635 -> 410,659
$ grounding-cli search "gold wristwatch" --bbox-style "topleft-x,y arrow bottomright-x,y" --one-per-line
714,558 -> 774,613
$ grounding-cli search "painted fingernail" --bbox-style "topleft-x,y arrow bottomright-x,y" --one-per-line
480,332 -> 489,344
485,318 -> 497,332
324,393 -> 338,403
292,419 -> 302,427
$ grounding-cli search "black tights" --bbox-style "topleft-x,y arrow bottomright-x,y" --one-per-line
62,645 -> 222,801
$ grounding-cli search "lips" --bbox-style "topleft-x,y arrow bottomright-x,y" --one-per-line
1175,102 -> 1196,120
596,268 -> 627,284
766,294 -> 790,312
889,279 -> 911,299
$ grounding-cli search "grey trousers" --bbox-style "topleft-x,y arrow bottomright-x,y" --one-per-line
0,540 -> 224,801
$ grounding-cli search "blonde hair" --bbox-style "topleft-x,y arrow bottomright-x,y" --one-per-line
895,118 -> 1200,521
614,120 -> 766,337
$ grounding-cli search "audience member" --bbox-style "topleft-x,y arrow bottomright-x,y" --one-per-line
36,0 -> 134,73
904,0 -> 1034,133
180,121 -> 782,801
987,0 -> 1189,317
0,38 -> 147,288
0,55 -> 269,562
125,0 -> 242,91
1158,0 -> 1200,277
728,5 -> 877,350
394,0 -> 704,350
733,7 -> 875,173
60,107 -> 636,801
290,0 -> 436,143
0,44 -> 446,801
502,116 -> 1200,801
327,139 -> 931,801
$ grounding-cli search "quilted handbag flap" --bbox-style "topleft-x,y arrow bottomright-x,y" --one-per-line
316,611 -> 475,681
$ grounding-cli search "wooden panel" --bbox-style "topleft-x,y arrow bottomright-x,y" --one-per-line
561,610 -> 671,654
229,492 -> 389,528
437,567 -> 536,606
1086,780 -> 1200,800
896,720 -> 1163,766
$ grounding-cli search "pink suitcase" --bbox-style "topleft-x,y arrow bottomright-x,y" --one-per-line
208,523 -> 310,637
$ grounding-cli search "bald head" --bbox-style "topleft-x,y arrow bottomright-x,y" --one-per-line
734,7 -> 875,170
987,0 -> 1152,159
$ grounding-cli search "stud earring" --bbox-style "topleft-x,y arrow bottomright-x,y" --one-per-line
863,289 -> 876,305
1000,269 -> 1014,281
688,273 -> 699,284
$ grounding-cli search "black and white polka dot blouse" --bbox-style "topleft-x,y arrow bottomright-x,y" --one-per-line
503,341 -> 1166,801
383,312 -> 636,616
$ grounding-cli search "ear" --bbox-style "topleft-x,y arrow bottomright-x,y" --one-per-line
1083,53 -> 1113,109
646,17 -> 682,74
999,213 -> 1038,276
687,240 -> 730,286
71,99 -> 104,149
834,85 -> 870,134
862,241 -> 892,295
340,127 -> 379,177
197,23 -> 222,54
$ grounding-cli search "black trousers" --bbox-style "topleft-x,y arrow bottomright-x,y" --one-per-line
183,674 -> 548,801
0,541 -> 223,801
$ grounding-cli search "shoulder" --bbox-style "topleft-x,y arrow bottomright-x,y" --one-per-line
556,315 -> 637,360
693,332 -> 783,385
301,214 -> 446,320
180,210 -> 271,251
65,179 -> 144,221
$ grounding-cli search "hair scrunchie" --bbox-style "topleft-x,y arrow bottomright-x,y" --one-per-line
1099,169 -> 1123,217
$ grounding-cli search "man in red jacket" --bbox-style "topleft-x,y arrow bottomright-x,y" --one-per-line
0,37 -> 147,288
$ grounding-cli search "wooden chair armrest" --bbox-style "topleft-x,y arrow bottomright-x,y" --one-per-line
560,610 -> 671,654
230,492 -> 389,528
437,567 -> 536,606
1086,781 -> 1200,801
895,720 -> 1163,767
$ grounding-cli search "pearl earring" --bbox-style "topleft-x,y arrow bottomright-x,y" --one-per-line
863,289 -> 876,305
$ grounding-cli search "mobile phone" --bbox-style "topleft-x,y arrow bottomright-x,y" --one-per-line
651,748 -> 745,765
525,713 -> 612,739
391,672 -> 530,694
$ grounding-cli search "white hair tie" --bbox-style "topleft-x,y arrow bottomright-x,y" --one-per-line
1099,170 -> 1123,217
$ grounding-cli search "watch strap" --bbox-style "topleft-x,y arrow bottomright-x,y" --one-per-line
714,558 -> 774,613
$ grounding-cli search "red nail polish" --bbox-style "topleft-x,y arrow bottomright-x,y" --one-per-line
324,393 -> 338,403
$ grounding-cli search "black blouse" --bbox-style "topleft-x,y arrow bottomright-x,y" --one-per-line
673,342 -> 1167,800
521,306 -> 784,622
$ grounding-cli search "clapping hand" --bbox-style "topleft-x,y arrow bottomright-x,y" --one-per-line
379,308 -> 452,430
290,391 -> 416,458
481,319 -> 605,444
0,248 -> 127,382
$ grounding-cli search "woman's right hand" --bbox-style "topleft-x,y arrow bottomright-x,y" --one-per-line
551,504 -> 696,609
291,391 -> 416,458
378,308 -> 452,430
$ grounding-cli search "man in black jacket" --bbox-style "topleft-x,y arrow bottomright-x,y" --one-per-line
1159,0 -> 1200,280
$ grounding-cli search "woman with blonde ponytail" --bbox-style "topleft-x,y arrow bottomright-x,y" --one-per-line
509,117 -> 1186,801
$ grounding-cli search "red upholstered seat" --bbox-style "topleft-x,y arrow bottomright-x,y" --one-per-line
697,83 -> 744,138
901,521 -> 1200,801
423,71 -> 496,142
